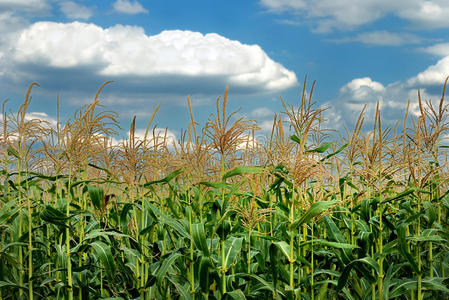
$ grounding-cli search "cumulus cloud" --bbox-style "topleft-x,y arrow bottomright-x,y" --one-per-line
11,21 -> 297,95
112,0 -> 148,14
331,31 -> 422,46
260,0 -> 449,32
339,77 -> 385,101
407,56 -> 449,87
323,78 -> 410,132
60,1 -> 93,20
324,71 -> 449,132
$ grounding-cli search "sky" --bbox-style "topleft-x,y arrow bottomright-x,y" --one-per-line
2,0 -> 449,141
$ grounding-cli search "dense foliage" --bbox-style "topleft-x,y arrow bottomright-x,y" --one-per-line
1,80 -> 449,299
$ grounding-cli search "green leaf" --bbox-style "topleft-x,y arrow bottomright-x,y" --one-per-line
337,257 -> 379,292
290,135 -> 301,144
82,229 -> 135,243
7,147 -> 19,158
382,188 -> 419,204
88,185 -> 104,211
273,241 -> 294,262
192,223 -> 210,256
0,201 -> 19,224
397,224 -> 420,274
310,239 -> 359,249
323,216 -> 354,264
167,277 -> 192,300
225,289 -> 246,300
0,280 -> 26,290
144,168 -> 183,186
248,274 -> 285,297
290,201 -> 337,230
224,237 -> 243,269
408,228 -> 444,243
90,241 -> 115,278
40,205 -> 70,228
389,277 -> 449,297
306,142 -> 333,153
154,252 -> 183,285
318,281 -> 330,300
223,166 -> 264,180
198,256 -> 213,294
162,168 -> 183,183
423,201 -> 437,225
163,218 -> 190,240
88,163 -> 115,179
269,242 -> 279,298
321,143 -> 348,161
199,181 -> 230,189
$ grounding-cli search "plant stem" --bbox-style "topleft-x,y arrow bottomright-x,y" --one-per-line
66,162 -> 73,300
188,187 -> 195,299
289,186 -> 295,297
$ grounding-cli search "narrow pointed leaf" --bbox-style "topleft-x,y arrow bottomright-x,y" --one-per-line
397,224 -> 420,274
223,166 -> 264,179
90,241 -> 115,277
224,237 -> 243,269
192,223 -> 210,256
154,252 -> 183,284
273,241 -> 294,262
225,290 -> 246,300
88,185 -> 104,211
306,142 -> 333,153
290,201 -> 337,230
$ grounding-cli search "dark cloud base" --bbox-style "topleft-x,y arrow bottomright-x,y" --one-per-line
9,63 -> 286,98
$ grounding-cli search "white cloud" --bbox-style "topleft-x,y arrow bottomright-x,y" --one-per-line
60,1 -> 93,20
261,0 -> 307,11
260,0 -> 449,32
420,43 -> 449,57
249,107 -> 274,118
324,69 -> 449,131
25,111 -> 57,127
323,78 -> 409,131
112,0 -> 148,14
236,134 -> 261,150
397,1 -> 449,29
407,56 -> 449,87
12,21 -> 297,93
258,119 -> 275,132
339,77 -> 385,101
0,0 -> 50,14
332,31 -> 422,46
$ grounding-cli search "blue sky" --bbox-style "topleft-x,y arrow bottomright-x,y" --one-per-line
2,0 -> 449,141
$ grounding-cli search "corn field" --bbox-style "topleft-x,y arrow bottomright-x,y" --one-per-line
1,78 -> 449,299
